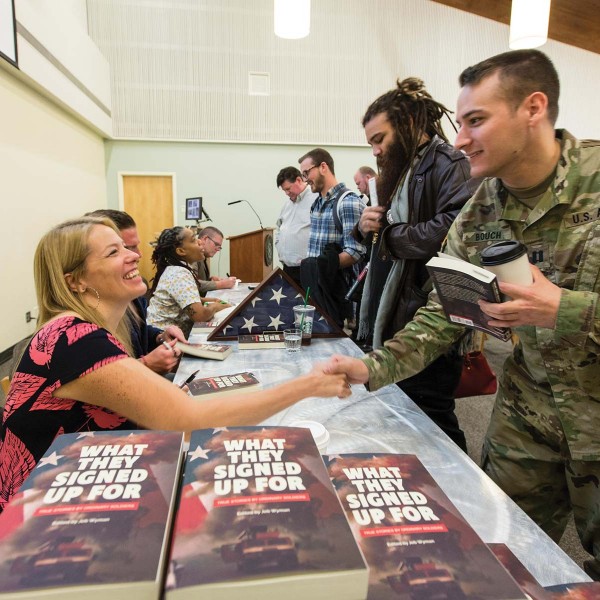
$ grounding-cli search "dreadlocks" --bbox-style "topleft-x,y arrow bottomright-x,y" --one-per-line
362,77 -> 455,207
149,226 -> 203,296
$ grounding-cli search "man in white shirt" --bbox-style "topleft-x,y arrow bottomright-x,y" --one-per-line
353,165 -> 376,203
275,166 -> 318,287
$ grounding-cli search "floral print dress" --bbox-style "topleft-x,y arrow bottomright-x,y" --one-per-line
0,316 -> 137,512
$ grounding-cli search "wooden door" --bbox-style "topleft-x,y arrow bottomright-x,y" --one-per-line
122,175 -> 174,284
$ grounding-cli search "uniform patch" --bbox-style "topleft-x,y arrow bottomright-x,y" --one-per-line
463,230 -> 511,243
565,208 -> 600,228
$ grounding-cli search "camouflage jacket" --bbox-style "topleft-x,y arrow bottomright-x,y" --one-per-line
364,130 -> 600,460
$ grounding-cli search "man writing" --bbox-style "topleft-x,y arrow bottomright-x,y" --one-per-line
196,226 -> 236,290
325,50 -> 600,579
298,148 -> 366,327
275,166 -> 318,287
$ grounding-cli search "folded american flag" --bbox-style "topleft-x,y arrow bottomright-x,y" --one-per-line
207,268 -> 345,341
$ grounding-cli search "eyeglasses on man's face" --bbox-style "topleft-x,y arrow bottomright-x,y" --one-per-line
301,164 -> 320,181
206,236 -> 222,250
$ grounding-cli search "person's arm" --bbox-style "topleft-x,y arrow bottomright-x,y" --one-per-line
379,158 -> 475,261
215,276 -> 237,289
54,358 -> 351,430
185,300 -> 231,323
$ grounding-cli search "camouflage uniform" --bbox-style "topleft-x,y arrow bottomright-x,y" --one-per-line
364,130 -> 600,572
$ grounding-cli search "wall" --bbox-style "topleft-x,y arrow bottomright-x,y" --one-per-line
0,66 -> 106,351
105,140 -> 374,277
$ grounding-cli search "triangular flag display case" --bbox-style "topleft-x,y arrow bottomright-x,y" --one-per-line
207,268 -> 346,341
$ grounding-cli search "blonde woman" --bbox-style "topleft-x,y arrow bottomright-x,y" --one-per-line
0,217 -> 350,512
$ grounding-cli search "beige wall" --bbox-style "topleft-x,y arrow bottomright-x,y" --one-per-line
0,66 -> 107,352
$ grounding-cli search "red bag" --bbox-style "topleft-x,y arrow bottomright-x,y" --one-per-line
454,350 -> 497,398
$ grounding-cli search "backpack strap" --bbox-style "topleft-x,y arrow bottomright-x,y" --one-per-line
332,189 -> 357,234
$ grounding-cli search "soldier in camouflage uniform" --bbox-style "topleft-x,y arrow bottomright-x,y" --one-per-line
325,49 -> 600,579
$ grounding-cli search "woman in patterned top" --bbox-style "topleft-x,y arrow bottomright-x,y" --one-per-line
0,217 -> 351,512
147,226 -> 231,336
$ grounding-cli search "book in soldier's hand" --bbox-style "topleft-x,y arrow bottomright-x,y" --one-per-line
166,426 -> 368,600
426,253 -> 511,341
187,371 -> 260,398
0,430 -> 184,600
325,453 -> 527,600
238,332 -> 286,349
176,341 -> 232,360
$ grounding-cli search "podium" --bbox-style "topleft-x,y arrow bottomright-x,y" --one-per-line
227,228 -> 275,282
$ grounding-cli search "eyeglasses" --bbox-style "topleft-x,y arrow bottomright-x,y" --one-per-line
301,164 -> 320,181
206,236 -> 222,250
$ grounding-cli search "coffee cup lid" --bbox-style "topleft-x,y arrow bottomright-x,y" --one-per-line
480,240 -> 527,266
289,420 -> 330,450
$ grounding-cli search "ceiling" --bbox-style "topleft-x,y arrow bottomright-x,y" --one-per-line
431,0 -> 600,55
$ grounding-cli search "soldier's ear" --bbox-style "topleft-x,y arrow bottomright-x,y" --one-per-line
523,91 -> 548,125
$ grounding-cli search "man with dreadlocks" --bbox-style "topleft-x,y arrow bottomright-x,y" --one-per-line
147,226 -> 232,337
353,77 -> 479,451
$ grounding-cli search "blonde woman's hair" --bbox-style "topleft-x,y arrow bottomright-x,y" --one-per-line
34,216 -> 134,355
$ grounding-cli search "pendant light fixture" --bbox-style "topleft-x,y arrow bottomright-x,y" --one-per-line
274,0 -> 311,39
509,0 -> 551,49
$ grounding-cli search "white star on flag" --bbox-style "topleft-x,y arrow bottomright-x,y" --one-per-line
270,287 -> 286,304
38,451 -> 64,467
241,316 -> 257,332
188,445 -> 210,461
268,314 -> 285,329
251,296 -> 262,308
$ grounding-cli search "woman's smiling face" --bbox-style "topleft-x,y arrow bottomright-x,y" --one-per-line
79,224 -> 147,305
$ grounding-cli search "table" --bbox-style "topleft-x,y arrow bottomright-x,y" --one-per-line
176,286 -> 589,587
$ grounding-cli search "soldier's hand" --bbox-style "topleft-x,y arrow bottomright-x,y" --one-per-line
479,264 -> 562,329
358,206 -> 386,236
322,355 -> 370,385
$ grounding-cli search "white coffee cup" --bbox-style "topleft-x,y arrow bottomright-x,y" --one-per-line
289,420 -> 330,454
480,241 -> 533,286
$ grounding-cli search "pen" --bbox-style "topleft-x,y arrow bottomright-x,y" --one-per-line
179,369 -> 200,389
162,340 -> 177,356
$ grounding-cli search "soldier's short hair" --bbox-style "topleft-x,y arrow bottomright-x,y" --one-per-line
85,209 -> 136,231
459,49 -> 560,125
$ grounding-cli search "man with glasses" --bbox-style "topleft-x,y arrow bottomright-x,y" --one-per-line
275,166 -> 318,287
298,148 -> 366,327
197,226 -> 237,290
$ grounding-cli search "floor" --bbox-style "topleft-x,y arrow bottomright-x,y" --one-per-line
0,336 -> 590,572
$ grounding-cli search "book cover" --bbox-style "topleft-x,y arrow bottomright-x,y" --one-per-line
326,454 -> 527,600
0,430 -> 184,600
489,543 -> 551,599
176,341 -> 233,361
166,427 -> 368,600
426,254 -> 511,341
187,372 -> 260,398
238,333 -> 286,349
545,582 -> 600,598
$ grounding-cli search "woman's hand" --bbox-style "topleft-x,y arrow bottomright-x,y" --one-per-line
305,366 -> 352,399
140,338 -> 180,374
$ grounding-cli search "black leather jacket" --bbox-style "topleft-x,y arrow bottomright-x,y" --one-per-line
356,136 -> 480,342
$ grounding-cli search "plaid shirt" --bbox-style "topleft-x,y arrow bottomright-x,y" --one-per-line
306,183 -> 366,261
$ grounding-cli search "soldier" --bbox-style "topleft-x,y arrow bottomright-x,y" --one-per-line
324,49 -> 600,579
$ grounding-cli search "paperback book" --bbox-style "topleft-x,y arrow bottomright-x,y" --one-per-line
0,430 -> 184,600
187,372 -> 261,398
176,341 -> 233,361
238,333 -> 286,349
326,453 -> 527,600
426,253 -> 511,341
166,426 -> 368,600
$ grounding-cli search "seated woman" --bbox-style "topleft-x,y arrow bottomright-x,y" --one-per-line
0,217 -> 350,512
147,226 -> 231,337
